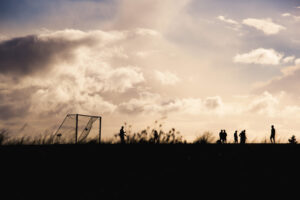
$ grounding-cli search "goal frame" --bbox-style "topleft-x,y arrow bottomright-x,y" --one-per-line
55,113 -> 102,144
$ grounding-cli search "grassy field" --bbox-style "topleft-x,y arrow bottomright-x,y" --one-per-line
0,143 -> 299,199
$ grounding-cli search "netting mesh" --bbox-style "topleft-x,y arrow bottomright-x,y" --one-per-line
78,117 -> 98,142
55,114 -> 100,143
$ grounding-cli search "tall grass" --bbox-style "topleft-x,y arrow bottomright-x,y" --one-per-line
0,129 -> 8,145
1,133 -> 91,145
0,122 -> 298,145
115,128 -> 185,144
193,132 -> 215,144
112,121 -> 186,144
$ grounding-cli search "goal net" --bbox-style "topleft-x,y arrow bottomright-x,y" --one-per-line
55,114 -> 102,144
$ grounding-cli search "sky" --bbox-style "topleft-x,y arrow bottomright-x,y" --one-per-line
0,0 -> 300,142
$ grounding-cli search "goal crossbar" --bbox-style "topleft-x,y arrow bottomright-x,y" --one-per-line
68,114 -> 102,118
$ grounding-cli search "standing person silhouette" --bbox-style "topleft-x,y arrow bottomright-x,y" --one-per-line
234,130 -> 238,144
119,126 -> 126,144
270,125 -> 276,143
219,130 -> 223,143
223,130 -> 227,143
239,130 -> 247,144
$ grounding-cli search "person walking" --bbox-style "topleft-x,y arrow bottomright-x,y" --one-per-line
119,126 -> 126,144
234,130 -> 238,144
270,125 -> 276,143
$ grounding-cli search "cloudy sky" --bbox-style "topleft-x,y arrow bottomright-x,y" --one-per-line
1,0 -> 300,142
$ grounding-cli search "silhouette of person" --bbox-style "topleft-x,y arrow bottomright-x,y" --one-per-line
270,125 -> 276,143
239,130 -> 246,144
119,126 -> 126,144
239,131 -> 243,144
234,130 -> 238,144
219,130 -> 223,143
223,130 -> 227,143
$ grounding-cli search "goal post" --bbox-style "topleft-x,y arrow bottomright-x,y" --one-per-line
55,114 -> 102,144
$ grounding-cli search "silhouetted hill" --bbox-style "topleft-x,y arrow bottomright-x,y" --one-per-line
0,144 -> 299,199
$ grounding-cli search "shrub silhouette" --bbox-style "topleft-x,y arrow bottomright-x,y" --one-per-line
288,135 -> 297,144
193,132 -> 215,144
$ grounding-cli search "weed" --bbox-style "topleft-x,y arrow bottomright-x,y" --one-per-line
193,132 -> 215,144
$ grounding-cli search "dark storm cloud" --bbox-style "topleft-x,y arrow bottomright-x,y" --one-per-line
0,104 -> 29,120
0,87 -> 40,102
37,102 -> 74,118
0,35 -> 85,76
0,87 -> 39,120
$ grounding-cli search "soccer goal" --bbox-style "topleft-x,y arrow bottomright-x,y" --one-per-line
55,114 -> 102,144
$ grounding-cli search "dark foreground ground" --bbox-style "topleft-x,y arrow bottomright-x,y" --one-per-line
0,144 -> 299,199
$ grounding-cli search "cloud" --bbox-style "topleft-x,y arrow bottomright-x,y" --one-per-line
0,29 -> 129,77
0,25 -> 211,137
255,63 -> 300,95
242,18 -> 286,35
281,12 -> 300,21
217,15 -> 241,32
248,91 -> 279,115
283,56 -> 295,64
0,25 -> 197,137
0,34 -> 8,42
291,16 -> 300,21
217,16 -> 238,25
0,35 -> 76,76
89,66 -> 145,93
295,58 -> 300,65
118,92 -> 224,116
118,92 -> 161,114
112,0 -> 191,31
118,91 -> 292,119
0,87 -> 36,120
282,13 -> 291,17
233,48 -> 283,65
0,28 -> 164,127
110,68 -> 145,92
154,70 -> 180,85
204,96 -> 223,110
